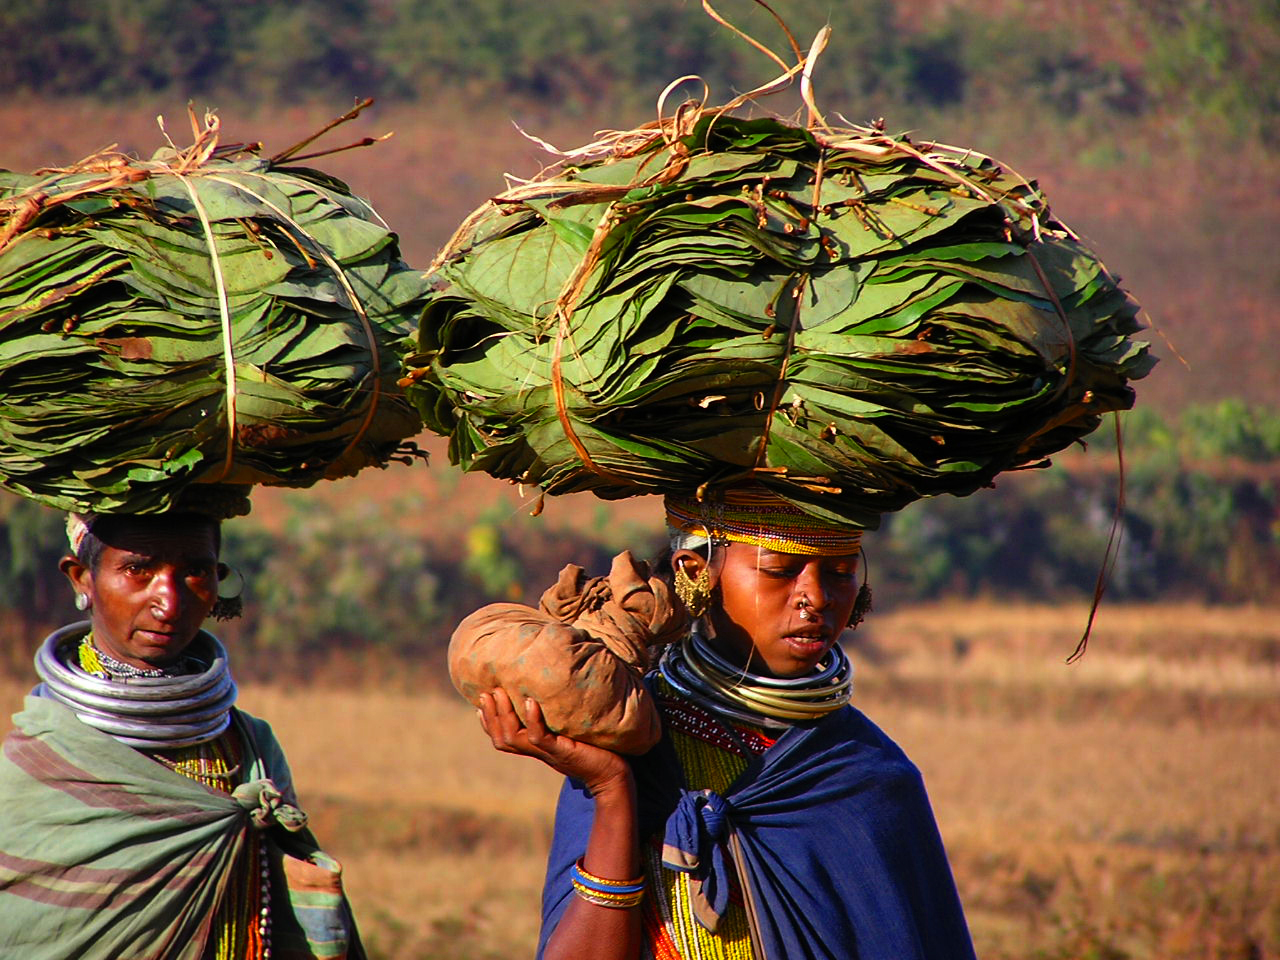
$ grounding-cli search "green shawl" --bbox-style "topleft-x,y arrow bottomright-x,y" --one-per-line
0,696 -> 338,959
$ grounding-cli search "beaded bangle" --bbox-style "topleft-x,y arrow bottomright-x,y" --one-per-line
570,859 -> 646,909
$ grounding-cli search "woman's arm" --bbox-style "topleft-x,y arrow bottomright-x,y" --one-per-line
478,689 -> 642,960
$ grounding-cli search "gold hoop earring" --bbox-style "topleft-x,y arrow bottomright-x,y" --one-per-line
674,563 -> 712,619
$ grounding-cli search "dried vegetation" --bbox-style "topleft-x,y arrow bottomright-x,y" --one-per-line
6,601 -> 1274,958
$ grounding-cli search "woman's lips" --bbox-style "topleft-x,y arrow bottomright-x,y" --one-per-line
134,629 -> 177,645
785,626 -> 830,640
783,631 -> 831,653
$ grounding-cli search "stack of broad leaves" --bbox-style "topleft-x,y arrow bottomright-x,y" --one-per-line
0,108 -> 428,517
403,109 -> 1154,528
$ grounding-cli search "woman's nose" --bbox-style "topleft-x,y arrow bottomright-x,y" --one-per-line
797,562 -> 829,608
148,568 -> 182,619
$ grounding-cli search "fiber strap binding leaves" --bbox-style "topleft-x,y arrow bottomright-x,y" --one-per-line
403,104 -> 1154,528
0,105 -> 429,517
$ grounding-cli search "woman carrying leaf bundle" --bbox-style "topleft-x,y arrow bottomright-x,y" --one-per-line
423,19 -> 1150,956
0,103 -> 424,959
0,504 -> 364,960
462,486 -> 976,960
425,103 -> 1154,960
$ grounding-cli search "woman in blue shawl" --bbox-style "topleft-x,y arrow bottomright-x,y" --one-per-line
476,487 -> 976,960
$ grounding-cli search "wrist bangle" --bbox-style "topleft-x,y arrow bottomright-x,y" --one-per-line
570,859 -> 646,908
571,879 -> 645,909
571,859 -> 645,894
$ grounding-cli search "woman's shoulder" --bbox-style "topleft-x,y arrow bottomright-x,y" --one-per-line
232,706 -> 273,737
775,703 -> 923,780
229,708 -> 290,763
826,702 -> 903,748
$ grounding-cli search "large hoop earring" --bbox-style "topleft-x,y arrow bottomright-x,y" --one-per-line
848,548 -> 873,629
211,564 -> 245,622
674,562 -> 713,619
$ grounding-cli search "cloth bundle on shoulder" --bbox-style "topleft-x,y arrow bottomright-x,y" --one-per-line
449,551 -> 686,753
403,111 -> 1154,528
0,110 -> 428,516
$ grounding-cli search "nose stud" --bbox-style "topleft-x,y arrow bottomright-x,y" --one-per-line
797,595 -> 814,621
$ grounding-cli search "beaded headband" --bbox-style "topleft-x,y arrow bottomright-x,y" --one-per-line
664,488 -> 863,557
65,513 -> 92,555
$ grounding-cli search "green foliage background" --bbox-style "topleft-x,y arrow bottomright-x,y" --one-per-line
2,0 -> 1276,143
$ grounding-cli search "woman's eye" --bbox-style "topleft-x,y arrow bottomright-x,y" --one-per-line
761,566 -> 801,579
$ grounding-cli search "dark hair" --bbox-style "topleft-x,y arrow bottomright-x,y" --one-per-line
75,513 -> 222,571
649,545 -> 675,587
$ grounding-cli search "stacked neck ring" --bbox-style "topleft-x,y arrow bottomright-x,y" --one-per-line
34,622 -> 238,749
658,623 -> 852,729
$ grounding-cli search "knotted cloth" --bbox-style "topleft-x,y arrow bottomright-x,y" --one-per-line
0,696 -> 350,959
449,550 -> 687,753
540,701 -> 976,960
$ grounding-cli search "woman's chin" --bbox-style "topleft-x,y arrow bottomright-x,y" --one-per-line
758,637 -> 833,678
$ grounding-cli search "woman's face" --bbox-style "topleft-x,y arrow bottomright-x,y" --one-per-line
676,541 -> 860,678
61,523 -> 222,670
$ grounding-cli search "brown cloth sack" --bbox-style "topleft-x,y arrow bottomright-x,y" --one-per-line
448,550 -> 687,754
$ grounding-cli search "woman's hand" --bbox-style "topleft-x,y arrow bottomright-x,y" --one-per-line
480,688 -> 642,960
477,688 -> 630,796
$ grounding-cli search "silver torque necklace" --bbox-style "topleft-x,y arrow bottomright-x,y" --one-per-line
658,622 -> 853,729
34,622 -> 238,750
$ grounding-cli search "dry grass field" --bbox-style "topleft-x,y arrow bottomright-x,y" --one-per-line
5,601 -> 1276,959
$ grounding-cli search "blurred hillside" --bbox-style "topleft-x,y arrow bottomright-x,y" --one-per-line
1,0 -> 1278,668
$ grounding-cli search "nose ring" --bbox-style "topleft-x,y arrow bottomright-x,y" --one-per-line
797,595 -> 814,621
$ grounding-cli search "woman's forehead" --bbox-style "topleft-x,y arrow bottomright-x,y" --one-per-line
725,542 -> 859,563
98,524 -> 218,559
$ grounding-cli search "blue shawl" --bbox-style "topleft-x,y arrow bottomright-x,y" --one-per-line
539,702 -> 976,960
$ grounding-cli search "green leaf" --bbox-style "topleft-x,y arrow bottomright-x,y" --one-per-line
0,149 -> 430,514
404,116 -> 1152,526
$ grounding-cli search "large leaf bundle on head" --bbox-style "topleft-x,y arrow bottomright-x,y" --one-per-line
0,110 -> 428,517
404,109 -> 1154,528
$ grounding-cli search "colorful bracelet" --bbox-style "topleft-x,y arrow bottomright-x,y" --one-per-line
571,859 -> 646,894
570,859 -> 646,909
571,880 -> 645,909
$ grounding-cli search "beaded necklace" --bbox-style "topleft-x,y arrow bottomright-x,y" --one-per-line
77,635 -> 197,679
643,680 -> 771,960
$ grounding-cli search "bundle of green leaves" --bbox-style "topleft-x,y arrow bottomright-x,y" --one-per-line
0,122 -> 428,516
405,113 -> 1154,528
